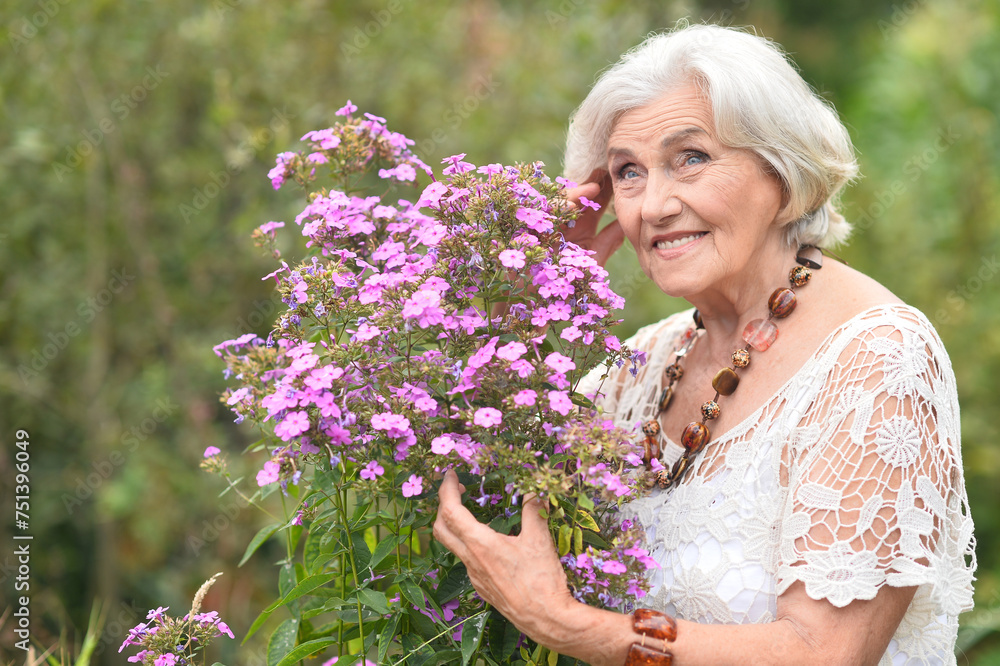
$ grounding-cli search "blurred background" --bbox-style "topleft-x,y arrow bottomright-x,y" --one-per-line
1,0 -> 998,663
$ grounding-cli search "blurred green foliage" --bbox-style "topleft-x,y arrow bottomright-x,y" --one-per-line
1,0 -> 998,663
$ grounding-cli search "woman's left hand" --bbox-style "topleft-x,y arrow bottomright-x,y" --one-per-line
432,470 -> 577,643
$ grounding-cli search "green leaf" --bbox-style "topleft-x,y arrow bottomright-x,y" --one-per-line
303,527 -> 326,574
577,494 -> 595,512
369,532 -> 401,570
557,524 -> 571,557
266,573 -> 338,611
357,588 -> 390,614
239,523 -> 281,566
573,526 -> 583,555
274,637 -> 340,666
350,530 -> 373,571
422,650 -> 462,666
461,611 -> 490,666
434,563 -> 469,604
547,649 -> 559,666
399,578 -> 425,608
266,618 -> 299,666
378,613 -> 400,664
278,563 -> 298,600
574,510 -> 599,532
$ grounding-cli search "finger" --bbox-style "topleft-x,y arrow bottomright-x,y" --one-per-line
517,493 -> 552,544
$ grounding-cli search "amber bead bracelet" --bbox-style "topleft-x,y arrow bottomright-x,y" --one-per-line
623,609 -> 678,665
640,245 -> 824,490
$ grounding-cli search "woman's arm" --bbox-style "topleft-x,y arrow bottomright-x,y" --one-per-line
433,470 -> 915,666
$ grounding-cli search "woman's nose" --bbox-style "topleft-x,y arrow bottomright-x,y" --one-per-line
640,168 -> 683,226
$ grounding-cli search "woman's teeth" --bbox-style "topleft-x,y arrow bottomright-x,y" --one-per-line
654,233 -> 704,250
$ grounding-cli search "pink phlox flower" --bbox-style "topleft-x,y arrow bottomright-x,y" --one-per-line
546,302 -> 571,321
289,353 -> 319,375
548,390 -> 573,416
262,386 -> 299,417
548,372 -> 570,390
301,128 -> 342,150
154,654 -> 177,666
538,277 -> 574,300
511,231 -> 540,247
304,365 -> 344,391
291,280 -> 309,305
146,606 -> 169,621
512,389 -> 537,406
128,651 -> 151,663
555,176 -> 578,189
227,387 -> 250,405
372,239 -> 406,264
417,181 -> 450,208
473,407 -> 503,428
268,151 -> 296,189
604,335 -> 622,351
578,195 -> 601,211
203,446 -> 221,458
515,206 -> 553,233
300,439 -> 320,454
442,153 -> 475,175
530,307 -> 550,327
360,460 -> 384,480
217,621 -> 235,639
498,248 -> 526,269
560,326 -> 583,342
335,100 -> 358,116
544,352 -> 576,374
601,559 -> 627,575
370,412 -> 411,437
430,434 -> 455,455
213,332 -> 262,357
313,392 -> 342,419
401,474 -> 423,497
258,220 -> 285,235
601,472 -> 631,497
306,152 -> 329,164
378,163 -> 417,182
442,598 -> 461,622
649,457 -> 665,473
401,288 -> 446,327
625,452 -> 643,467
627,580 -> 647,598
353,322 -> 382,342
275,410 -> 310,440
496,341 -> 527,361
509,359 -> 534,378
467,336 -> 499,369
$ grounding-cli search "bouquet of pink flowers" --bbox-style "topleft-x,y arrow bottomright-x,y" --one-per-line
207,102 -> 656,666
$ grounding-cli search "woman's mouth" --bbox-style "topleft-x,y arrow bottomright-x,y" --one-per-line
653,232 -> 707,250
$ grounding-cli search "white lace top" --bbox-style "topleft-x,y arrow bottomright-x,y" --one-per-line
581,304 -> 976,664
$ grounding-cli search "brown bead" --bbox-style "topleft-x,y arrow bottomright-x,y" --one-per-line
693,309 -> 704,329
658,386 -> 674,412
664,363 -> 684,381
796,244 -> 823,269
789,265 -> 812,287
731,348 -> 750,368
701,400 -> 720,420
642,436 -> 660,470
712,367 -> 740,396
642,420 -> 661,437
655,468 -> 671,489
633,609 -> 678,643
681,422 -> 710,453
768,287 -> 797,318
624,643 -> 673,666
743,318 -> 778,352
669,453 -> 692,483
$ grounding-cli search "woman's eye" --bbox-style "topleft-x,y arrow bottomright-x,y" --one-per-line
617,164 -> 639,180
682,152 -> 707,167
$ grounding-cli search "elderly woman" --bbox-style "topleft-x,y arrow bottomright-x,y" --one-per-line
434,23 -> 976,665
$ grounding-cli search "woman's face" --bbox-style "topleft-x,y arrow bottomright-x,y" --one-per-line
607,83 -> 790,300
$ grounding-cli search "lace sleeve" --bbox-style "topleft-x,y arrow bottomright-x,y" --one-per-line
776,310 -> 976,616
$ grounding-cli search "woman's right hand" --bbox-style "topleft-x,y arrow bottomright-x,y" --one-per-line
560,169 -> 625,269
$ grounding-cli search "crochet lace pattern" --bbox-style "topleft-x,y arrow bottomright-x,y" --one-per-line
580,304 -> 976,664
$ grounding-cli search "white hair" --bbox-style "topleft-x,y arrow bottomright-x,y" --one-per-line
564,23 -> 859,248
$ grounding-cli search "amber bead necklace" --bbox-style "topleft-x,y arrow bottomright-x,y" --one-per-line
640,245 -> 824,490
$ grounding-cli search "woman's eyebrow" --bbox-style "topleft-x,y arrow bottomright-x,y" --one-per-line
607,126 -> 708,160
